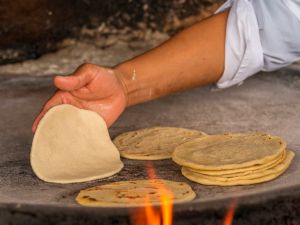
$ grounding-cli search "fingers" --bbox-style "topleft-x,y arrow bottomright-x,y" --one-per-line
32,92 -> 83,133
70,86 -> 94,99
55,76 -> 99,100
33,64 -> 102,133
32,93 -> 63,133
54,64 -> 98,91
54,76 -> 83,91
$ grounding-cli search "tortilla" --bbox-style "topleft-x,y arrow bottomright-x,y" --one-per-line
76,179 -> 196,207
181,151 -> 294,186
172,133 -> 286,170
188,150 -> 286,176
113,127 -> 206,160
31,104 -> 123,183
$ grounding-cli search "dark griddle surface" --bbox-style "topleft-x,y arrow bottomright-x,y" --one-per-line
0,69 -> 300,215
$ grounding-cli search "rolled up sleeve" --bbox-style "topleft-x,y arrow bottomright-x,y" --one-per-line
215,0 -> 300,89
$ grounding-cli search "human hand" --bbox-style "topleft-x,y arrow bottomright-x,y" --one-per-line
32,63 -> 127,132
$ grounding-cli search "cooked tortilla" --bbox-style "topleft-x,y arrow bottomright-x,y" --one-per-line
172,133 -> 286,170
114,127 -> 206,160
181,151 -> 294,186
188,150 -> 286,176
76,179 -> 196,207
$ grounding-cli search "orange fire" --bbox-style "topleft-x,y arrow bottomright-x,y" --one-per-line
223,198 -> 237,225
130,163 -> 239,225
130,162 -> 173,225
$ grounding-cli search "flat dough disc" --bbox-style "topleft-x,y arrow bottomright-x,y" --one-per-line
76,179 -> 196,207
113,127 -> 206,160
189,150 -> 286,176
181,151 -> 294,186
172,133 -> 286,170
31,104 -> 123,183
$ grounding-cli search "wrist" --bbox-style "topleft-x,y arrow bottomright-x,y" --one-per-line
114,62 -> 143,107
112,68 -> 130,107
114,61 -> 160,106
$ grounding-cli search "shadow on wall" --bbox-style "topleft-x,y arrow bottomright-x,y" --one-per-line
0,0 -> 222,64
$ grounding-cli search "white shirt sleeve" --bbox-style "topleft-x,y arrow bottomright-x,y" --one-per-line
215,0 -> 300,89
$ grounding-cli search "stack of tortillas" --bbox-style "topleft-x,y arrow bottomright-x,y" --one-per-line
113,127 -> 206,160
172,133 -> 295,186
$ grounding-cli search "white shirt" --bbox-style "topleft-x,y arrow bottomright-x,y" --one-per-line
216,0 -> 300,89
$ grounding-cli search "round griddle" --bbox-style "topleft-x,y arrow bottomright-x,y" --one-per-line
0,69 -> 299,224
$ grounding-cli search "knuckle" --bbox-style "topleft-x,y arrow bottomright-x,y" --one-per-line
56,91 -> 66,101
59,92 -> 69,104
79,63 -> 95,71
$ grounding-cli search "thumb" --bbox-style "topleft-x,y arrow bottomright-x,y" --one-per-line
54,73 -> 93,91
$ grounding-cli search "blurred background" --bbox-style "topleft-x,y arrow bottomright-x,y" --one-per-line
1,2 -> 300,224
0,0 -> 223,76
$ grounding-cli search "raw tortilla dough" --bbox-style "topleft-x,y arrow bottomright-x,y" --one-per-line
181,150 -> 294,186
113,127 -> 206,160
172,133 -> 286,170
76,179 -> 196,207
31,104 -> 123,183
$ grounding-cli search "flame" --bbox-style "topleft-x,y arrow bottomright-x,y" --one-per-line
131,162 -> 238,225
143,196 -> 162,225
146,161 -> 158,179
223,198 -> 237,225
130,162 -> 173,225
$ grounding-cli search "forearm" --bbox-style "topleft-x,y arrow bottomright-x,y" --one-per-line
115,11 -> 228,107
